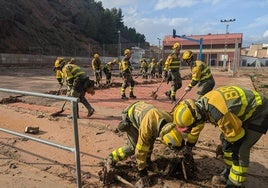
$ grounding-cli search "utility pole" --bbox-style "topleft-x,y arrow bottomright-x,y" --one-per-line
118,30 -> 121,60
157,38 -> 161,60
220,18 -> 236,71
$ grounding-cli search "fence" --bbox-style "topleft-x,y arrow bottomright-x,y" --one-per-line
0,88 -> 82,188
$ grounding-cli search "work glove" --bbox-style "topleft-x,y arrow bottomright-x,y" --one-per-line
135,168 -> 152,188
185,86 -> 192,92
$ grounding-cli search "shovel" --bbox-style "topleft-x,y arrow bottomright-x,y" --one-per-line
150,77 -> 165,100
50,101 -> 67,117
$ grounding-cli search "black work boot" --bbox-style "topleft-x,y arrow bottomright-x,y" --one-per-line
121,93 -> 128,100
165,91 -> 171,100
129,91 -> 136,99
225,180 -> 244,188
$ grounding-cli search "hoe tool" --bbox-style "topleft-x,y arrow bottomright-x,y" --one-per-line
150,77 -> 165,100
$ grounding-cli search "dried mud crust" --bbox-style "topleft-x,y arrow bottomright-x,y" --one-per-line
0,67 -> 268,188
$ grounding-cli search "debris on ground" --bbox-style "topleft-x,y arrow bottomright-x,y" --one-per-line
24,126 -> 40,134
98,147 -> 197,187
0,95 -> 23,104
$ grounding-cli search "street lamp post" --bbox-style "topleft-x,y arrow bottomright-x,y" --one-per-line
157,38 -> 161,59
118,30 -> 121,59
220,18 -> 236,70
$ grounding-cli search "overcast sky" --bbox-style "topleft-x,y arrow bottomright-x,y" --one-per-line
97,0 -> 268,47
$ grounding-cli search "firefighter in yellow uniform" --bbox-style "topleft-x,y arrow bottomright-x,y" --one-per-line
156,58 -> 163,78
120,49 -> 136,99
163,42 -> 182,103
91,53 -> 102,87
54,59 -> 95,118
54,57 -> 66,87
105,101 -> 184,187
148,58 -> 157,79
182,50 -> 215,99
172,85 -> 268,188
140,58 -> 148,79
103,58 -> 118,85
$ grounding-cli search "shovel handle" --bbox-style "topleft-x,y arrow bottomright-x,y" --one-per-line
152,77 -> 165,94
170,91 -> 188,113
115,175 -> 135,188
61,101 -> 67,111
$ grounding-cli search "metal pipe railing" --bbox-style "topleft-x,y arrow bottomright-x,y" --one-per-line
0,88 -> 82,188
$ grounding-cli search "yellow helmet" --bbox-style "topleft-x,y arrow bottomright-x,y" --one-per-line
173,99 -> 199,128
160,124 -> 184,149
94,53 -> 99,58
182,50 -> 193,60
124,49 -> 131,55
54,57 -> 65,70
172,42 -> 181,50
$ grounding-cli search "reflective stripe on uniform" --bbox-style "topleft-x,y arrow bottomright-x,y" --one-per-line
136,143 -> 150,152
111,147 -> 126,162
233,86 -> 248,117
223,151 -> 233,167
229,163 -> 248,185
244,90 -> 262,120
233,86 -> 262,120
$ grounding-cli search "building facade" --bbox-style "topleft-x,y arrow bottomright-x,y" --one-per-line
162,33 -> 243,68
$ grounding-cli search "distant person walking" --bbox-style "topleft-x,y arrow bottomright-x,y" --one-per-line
162,42 -> 182,103
120,49 -> 137,100
255,58 -> 261,69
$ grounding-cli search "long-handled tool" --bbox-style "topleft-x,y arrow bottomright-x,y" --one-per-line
150,77 -> 165,100
170,91 -> 188,113
56,85 -> 63,95
50,100 -> 67,117
115,175 -> 135,188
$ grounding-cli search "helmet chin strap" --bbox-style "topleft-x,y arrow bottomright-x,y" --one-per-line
195,98 -> 209,122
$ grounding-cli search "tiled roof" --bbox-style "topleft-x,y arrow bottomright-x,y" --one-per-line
163,33 -> 243,46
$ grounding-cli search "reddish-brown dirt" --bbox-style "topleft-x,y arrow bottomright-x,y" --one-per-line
0,66 -> 267,188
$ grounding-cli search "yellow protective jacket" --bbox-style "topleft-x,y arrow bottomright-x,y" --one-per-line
120,57 -> 131,73
140,60 -> 148,71
163,53 -> 181,71
55,70 -> 64,84
105,62 -> 113,71
61,64 -> 86,86
189,60 -> 213,88
125,101 -> 173,171
91,57 -> 102,71
199,85 -> 263,142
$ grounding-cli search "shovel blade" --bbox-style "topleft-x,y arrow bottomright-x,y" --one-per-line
50,110 -> 64,117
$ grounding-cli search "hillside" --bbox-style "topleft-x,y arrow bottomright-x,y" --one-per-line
0,0 -> 148,56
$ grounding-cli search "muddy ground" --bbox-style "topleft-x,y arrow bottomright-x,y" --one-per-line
0,66 -> 267,188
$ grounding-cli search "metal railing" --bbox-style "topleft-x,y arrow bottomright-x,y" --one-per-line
0,88 -> 82,188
